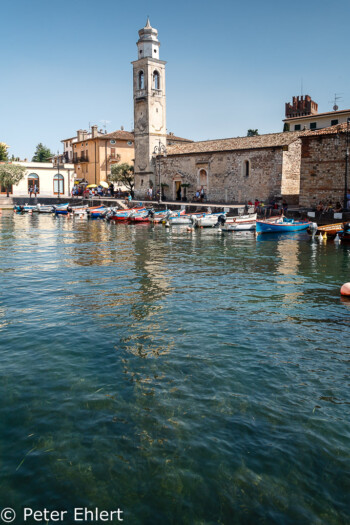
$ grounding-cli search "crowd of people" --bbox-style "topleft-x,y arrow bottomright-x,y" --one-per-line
316,200 -> 344,214
242,198 -> 288,217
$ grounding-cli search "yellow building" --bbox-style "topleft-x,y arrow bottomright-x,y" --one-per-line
62,126 -> 135,185
62,125 -> 191,186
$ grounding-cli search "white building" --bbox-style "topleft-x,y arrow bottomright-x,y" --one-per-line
1,161 -> 76,198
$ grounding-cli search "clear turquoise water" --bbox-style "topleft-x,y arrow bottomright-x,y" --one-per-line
0,211 -> 349,524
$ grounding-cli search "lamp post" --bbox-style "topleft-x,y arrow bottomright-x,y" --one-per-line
344,117 -> 350,212
153,140 -> 167,203
57,150 -> 60,200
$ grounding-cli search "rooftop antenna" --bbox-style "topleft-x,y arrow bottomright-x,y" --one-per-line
100,120 -> 111,132
330,93 -> 342,111
301,78 -> 303,97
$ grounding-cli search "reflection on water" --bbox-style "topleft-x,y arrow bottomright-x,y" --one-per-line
0,211 -> 350,524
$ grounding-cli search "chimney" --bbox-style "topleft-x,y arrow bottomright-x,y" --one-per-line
91,125 -> 98,138
77,129 -> 84,141
120,125 -> 124,131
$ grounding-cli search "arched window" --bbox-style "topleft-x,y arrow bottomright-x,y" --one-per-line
53,174 -> 64,195
138,70 -> 144,90
28,173 -> 39,194
244,160 -> 250,177
153,70 -> 160,90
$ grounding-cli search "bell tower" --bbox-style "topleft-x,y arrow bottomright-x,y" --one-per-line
132,18 -> 167,198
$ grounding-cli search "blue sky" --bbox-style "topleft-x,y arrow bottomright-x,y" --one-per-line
1,0 -> 349,160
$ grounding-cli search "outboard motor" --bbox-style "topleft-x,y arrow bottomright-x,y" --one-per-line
148,208 -> 155,219
217,214 -> 226,227
344,222 -> 350,233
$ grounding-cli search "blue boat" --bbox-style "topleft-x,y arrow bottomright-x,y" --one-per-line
256,217 -> 311,233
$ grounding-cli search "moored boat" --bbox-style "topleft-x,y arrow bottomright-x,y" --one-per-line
339,222 -> 350,242
311,222 -> 344,238
222,213 -> 257,232
106,206 -> 146,222
221,213 -> 257,232
194,212 -> 227,228
256,217 -> 311,233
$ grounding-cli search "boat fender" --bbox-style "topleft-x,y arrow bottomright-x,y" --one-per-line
310,222 -> 318,231
334,234 -> 341,243
340,283 -> 350,296
318,233 -> 323,242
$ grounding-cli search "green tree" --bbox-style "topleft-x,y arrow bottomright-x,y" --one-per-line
32,143 -> 53,162
0,142 -> 9,161
247,129 -> 259,137
0,163 -> 26,197
110,163 -> 134,195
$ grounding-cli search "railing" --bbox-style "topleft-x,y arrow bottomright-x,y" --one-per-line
73,155 -> 89,163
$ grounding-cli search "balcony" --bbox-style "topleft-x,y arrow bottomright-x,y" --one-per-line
73,155 -> 89,163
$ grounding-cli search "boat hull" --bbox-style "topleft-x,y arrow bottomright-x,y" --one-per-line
222,222 -> 256,231
256,220 -> 311,233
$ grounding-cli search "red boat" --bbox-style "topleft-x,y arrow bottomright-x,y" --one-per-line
107,207 -> 146,222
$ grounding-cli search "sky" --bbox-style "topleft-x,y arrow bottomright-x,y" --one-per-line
0,0 -> 349,160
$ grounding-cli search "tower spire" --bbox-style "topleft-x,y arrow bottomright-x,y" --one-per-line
145,16 -> 151,28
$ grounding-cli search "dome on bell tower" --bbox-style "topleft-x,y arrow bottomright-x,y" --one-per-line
137,18 -> 160,59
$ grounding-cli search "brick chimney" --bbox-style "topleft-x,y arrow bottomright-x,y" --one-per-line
91,125 -> 98,138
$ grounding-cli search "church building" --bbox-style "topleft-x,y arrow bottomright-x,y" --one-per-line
132,20 -> 304,204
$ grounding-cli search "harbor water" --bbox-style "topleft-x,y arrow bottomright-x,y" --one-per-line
0,210 -> 349,524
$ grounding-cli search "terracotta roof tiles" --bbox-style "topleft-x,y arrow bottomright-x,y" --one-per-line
302,122 -> 350,136
167,131 -> 306,156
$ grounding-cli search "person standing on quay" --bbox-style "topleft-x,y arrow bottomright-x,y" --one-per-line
29,186 -> 33,198
34,184 -> 38,198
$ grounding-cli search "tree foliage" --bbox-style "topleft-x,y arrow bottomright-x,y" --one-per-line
109,163 -> 134,193
0,163 -> 26,195
0,142 -> 9,161
247,129 -> 259,137
32,143 -> 53,162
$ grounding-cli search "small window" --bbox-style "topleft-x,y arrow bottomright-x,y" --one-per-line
86,142 -> 88,146
153,70 -> 160,90
110,148 -> 115,158
244,160 -> 250,177
138,70 -> 144,90
127,141 -> 133,146
310,122 -> 317,130
331,119 -> 338,126
110,139 -> 116,144
294,124 -> 301,131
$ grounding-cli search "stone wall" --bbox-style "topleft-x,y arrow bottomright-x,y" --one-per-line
281,139 -> 302,204
299,134 -> 347,208
151,144 -> 301,204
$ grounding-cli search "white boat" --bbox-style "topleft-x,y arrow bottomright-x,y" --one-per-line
194,213 -> 226,228
36,204 -> 55,213
168,212 -> 206,225
221,213 -> 257,231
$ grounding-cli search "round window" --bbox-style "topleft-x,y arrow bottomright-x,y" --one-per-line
127,141 -> 133,146
110,140 -> 116,144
